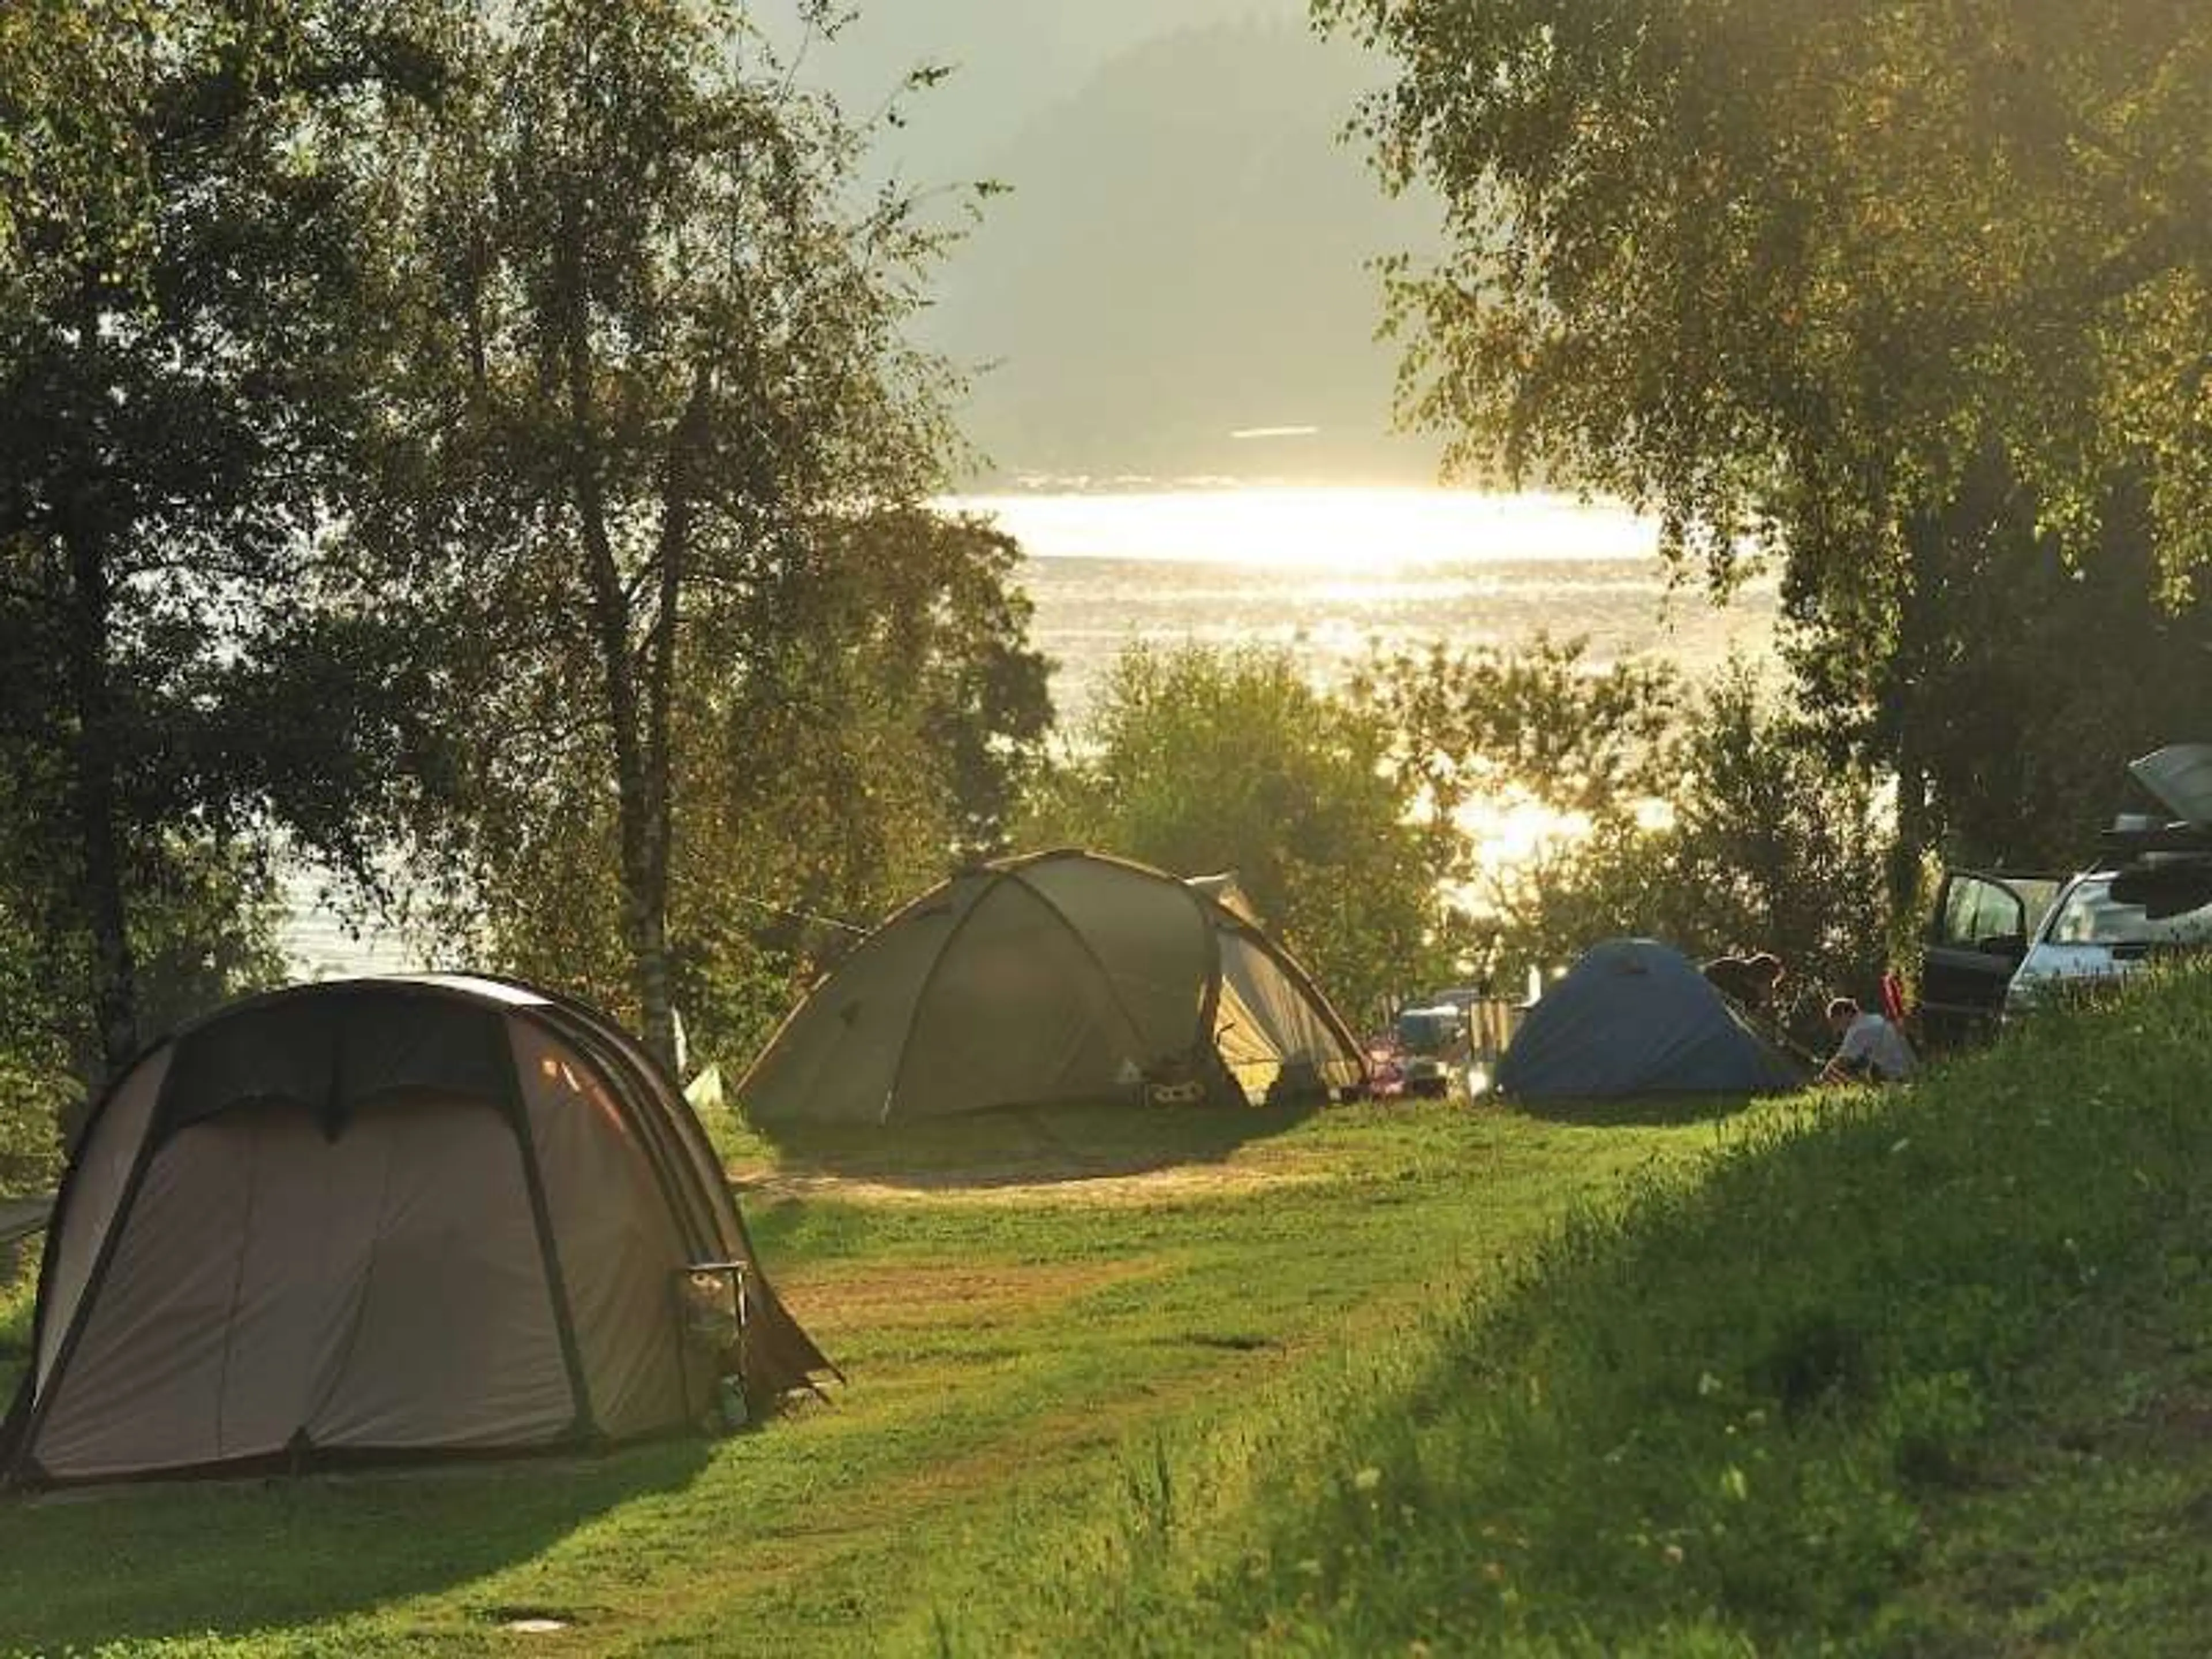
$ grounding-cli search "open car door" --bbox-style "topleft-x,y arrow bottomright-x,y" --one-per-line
1918,870 -> 2063,1050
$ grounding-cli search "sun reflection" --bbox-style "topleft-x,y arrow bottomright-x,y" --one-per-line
1433,796 -> 1598,923
939,486 -> 1662,571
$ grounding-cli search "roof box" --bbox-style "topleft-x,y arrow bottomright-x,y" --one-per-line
2128,744 -> 2212,827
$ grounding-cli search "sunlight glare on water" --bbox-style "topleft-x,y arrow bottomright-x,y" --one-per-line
940,486 -> 1661,571
953,486 -> 1778,723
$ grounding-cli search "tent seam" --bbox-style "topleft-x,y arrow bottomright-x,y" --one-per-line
1007,872 -> 1195,1080
210,1119 -> 265,1460
880,872 -> 1001,1124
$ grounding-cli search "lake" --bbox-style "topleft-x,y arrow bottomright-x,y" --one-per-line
284,487 -> 1775,974
963,486 -> 1777,718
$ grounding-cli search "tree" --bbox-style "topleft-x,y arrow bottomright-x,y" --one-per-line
458,509 -> 1052,1066
1486,668 -> 1891,1036
365,0 -> 1009,1065
1339,630 -> 1888,1032
0,0 -> 448,1074
356,0 -> 1026,1066
1349,632 -> 1681,890
1320,0 -> 2212,912
1025,643 -> 1445,1025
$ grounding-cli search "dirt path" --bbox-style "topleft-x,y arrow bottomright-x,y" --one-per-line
730,1157 -> 1330,1209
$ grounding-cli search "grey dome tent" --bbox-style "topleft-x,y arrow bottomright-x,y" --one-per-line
2,976 -> 830,1488
738,850 -> 1366,1126
1495,938 -> 1805,1101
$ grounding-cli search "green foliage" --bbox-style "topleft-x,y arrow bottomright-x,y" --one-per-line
469,511 -> 1051,1068
362,0 -> 1017,1066
1025,643 -> 1444,1023
0,875 -> 74,1193
1351,631 -> 1683,872
1493,666 -> 1892,1027
0,0 -> 450,1067
1349,635 -> 1885,1021
1325,0 -> 2212,890
0,828 -> 281,1165
0,838 -> 276,1200
1800,468 -> 2212,871
1328,0 -> 2212,573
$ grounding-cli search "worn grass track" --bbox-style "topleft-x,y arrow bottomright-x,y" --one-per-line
0,1099 -> 1761,1656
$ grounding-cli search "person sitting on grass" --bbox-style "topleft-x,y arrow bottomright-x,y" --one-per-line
1820,995 -> 1919,1085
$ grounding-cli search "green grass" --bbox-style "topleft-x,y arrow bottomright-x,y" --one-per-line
15,976 -> 2209,1657
927,972 -> 2212,1656
0,1097 -> 1751,1656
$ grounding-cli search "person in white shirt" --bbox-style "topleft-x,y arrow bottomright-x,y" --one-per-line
1821,996 -> 1919,1084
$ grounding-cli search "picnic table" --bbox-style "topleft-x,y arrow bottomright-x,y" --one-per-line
0,1194 -> 55,1249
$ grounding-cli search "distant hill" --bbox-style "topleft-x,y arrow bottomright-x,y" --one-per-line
772,5 -> 1446,486
775,0 -> 1301,180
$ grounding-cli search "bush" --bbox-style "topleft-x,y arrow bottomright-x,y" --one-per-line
1025,643 -> 1449,1024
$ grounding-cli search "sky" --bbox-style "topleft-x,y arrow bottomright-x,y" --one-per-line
751,1 -> 1313,175
747,2 -> 1444,487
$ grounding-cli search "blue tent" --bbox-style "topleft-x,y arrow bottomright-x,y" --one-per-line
1496,939 -> 1805,1100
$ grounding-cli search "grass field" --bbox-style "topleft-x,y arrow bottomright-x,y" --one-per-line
968,975 -> 2212,1657
10,975 -> 2212,1656
0,1096 -> 1760,1656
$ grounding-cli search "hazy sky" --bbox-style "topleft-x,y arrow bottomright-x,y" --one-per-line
751,2 -> 1312,175
745,3 -> 1437,484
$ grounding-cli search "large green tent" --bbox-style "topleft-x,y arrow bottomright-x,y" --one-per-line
738,850 -> 1365,1126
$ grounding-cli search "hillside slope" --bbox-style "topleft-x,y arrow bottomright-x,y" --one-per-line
926,973 -> 2212,1654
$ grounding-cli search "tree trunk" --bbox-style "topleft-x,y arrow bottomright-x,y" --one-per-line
573,471 -> 680,1074
1885,510 -> 1945,940
63,520 -> 139,1079
1887,754 -> 1930,939
557,198 -> 681,1072
581,548 -> 679,1073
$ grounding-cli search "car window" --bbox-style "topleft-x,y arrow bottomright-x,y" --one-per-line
2013,878 -> 2063,933
2046,878 -> 2212,946
1937,875 -> 2024,947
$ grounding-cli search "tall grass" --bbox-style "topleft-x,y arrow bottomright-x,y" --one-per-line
935,970 -> 2212,1654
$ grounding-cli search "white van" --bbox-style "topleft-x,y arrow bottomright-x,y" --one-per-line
1921,744 -> 2212,1040
2003,868 -> 2212,1016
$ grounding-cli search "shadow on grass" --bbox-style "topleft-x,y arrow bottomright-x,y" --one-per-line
0,1436 -> 713,1652
740,1098 -> 1326,1193
1509,1092 -> 1767,1129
